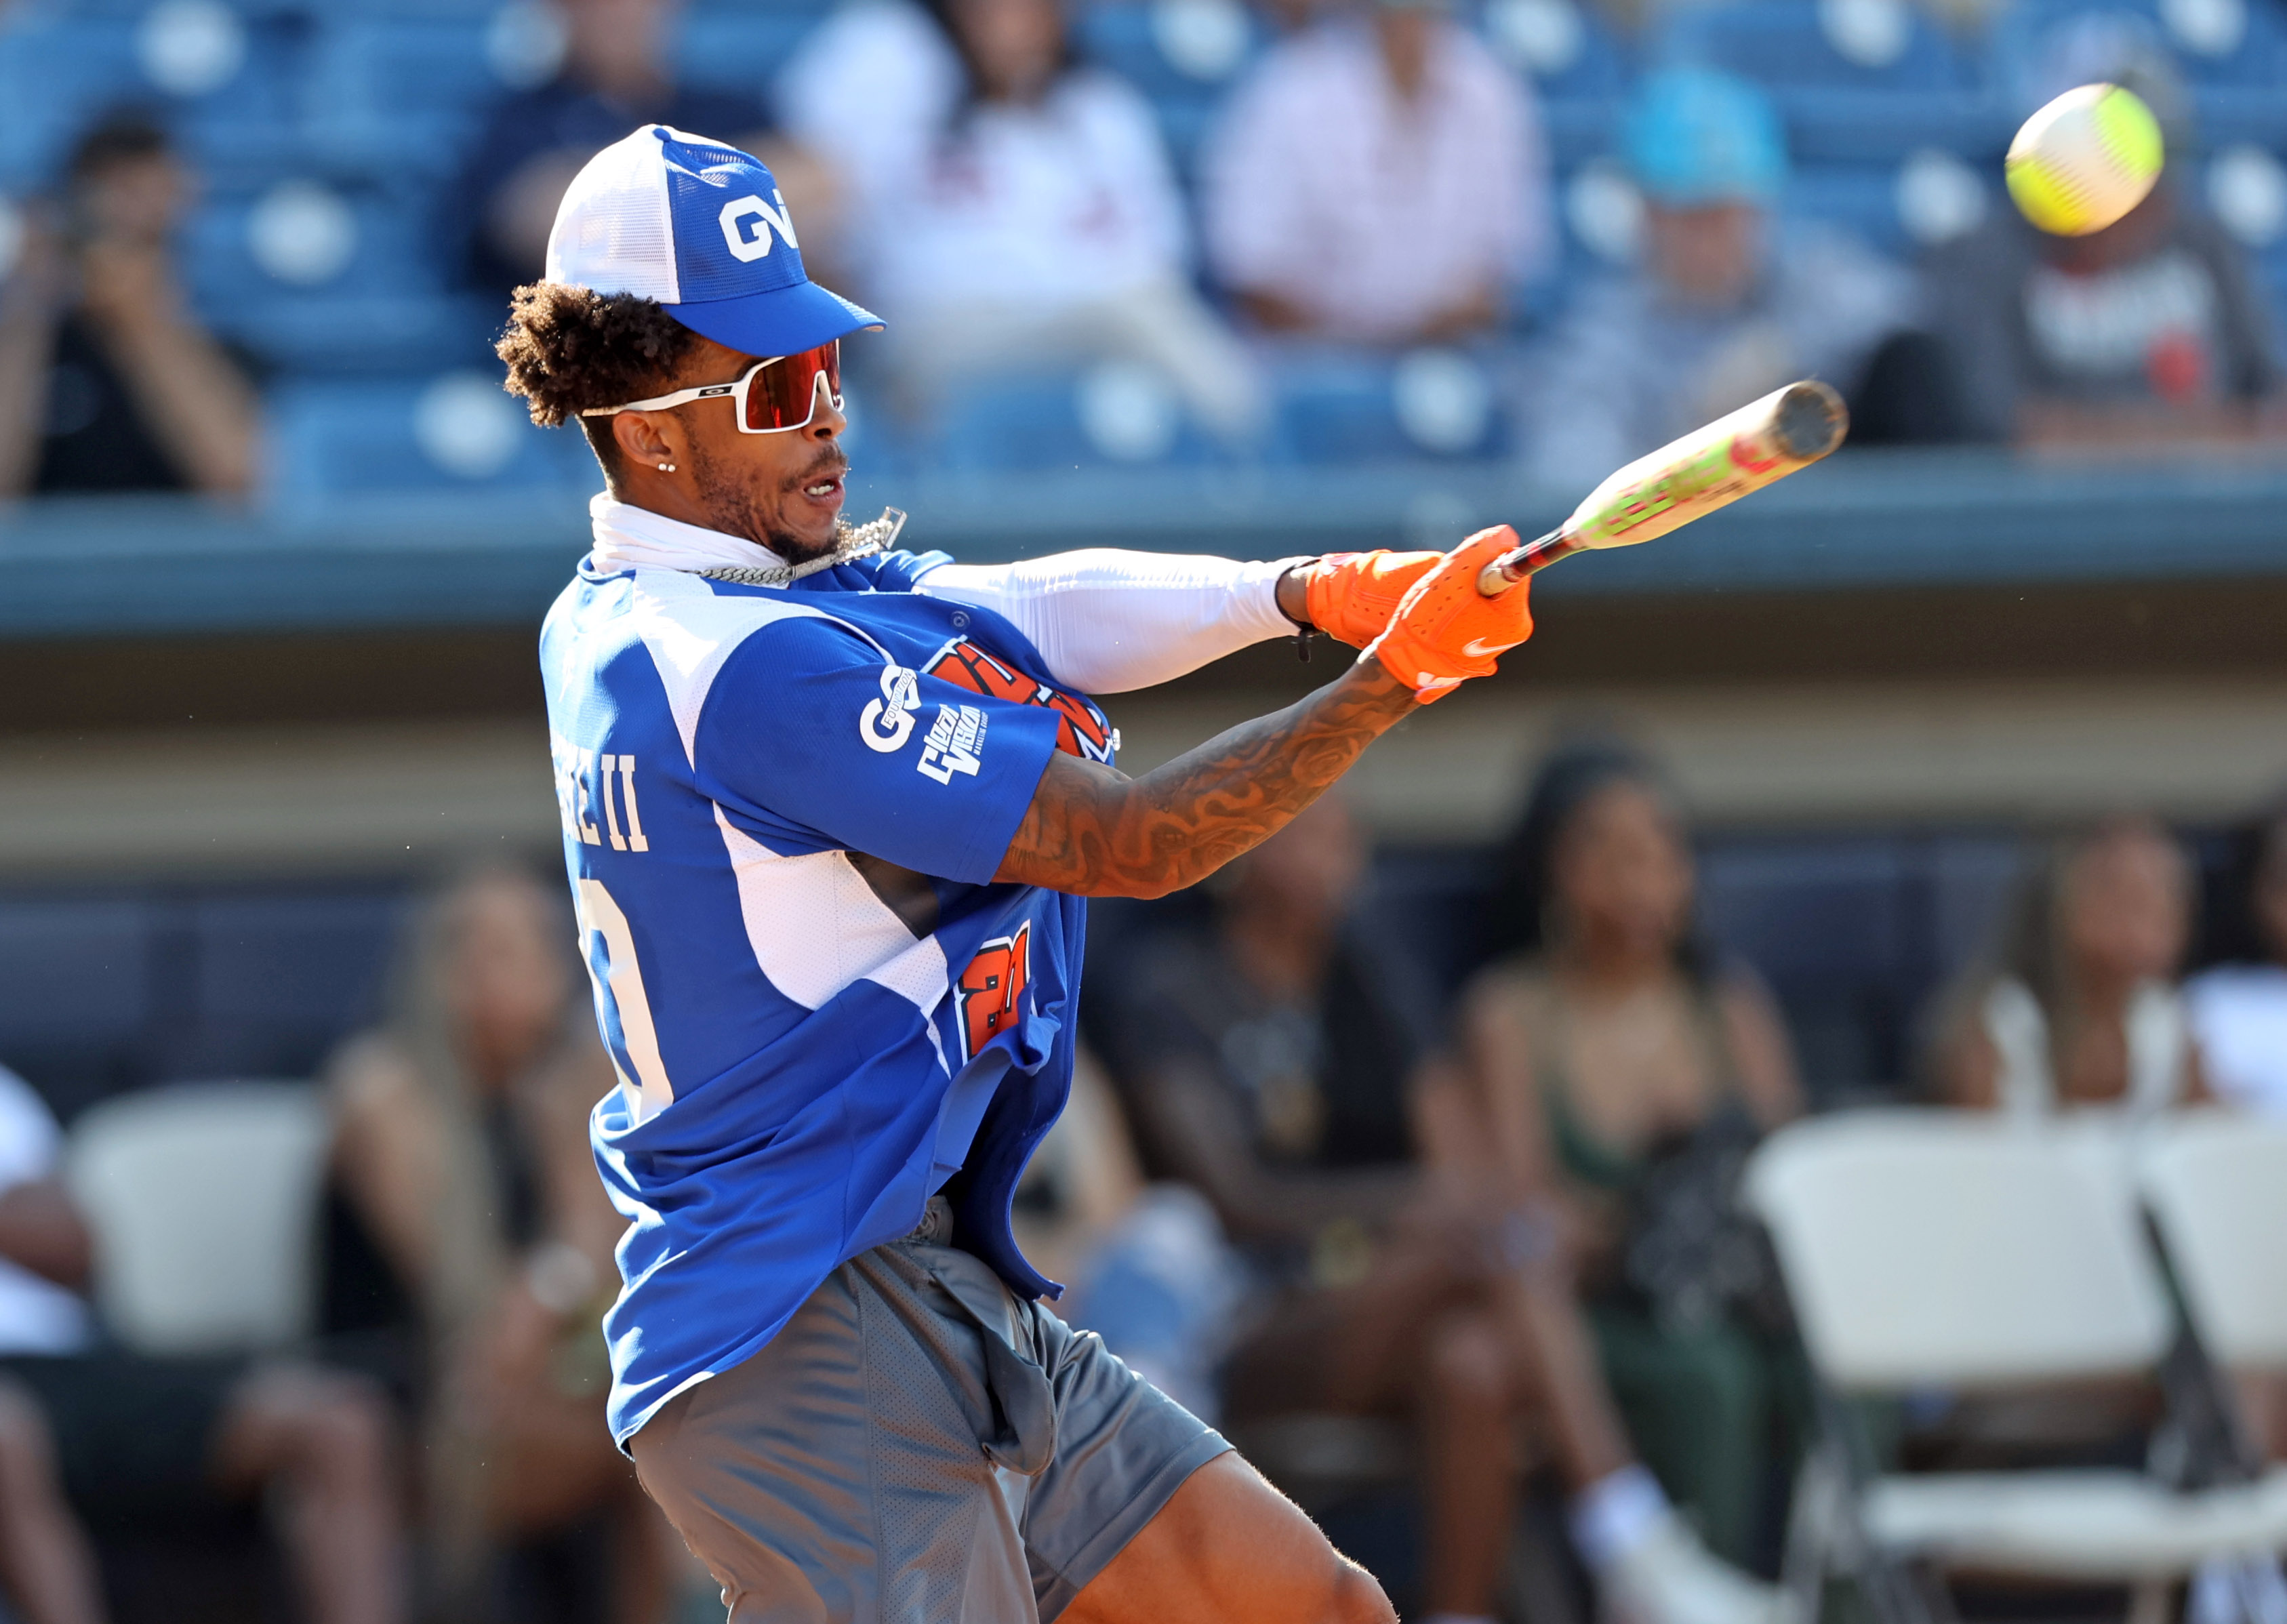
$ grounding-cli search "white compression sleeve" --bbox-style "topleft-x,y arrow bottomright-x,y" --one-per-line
912,550 -> 1305,695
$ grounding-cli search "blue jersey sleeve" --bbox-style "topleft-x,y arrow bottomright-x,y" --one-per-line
693,615 -> 1061,885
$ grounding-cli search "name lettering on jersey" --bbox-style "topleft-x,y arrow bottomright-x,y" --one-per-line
956,923 -> 1030,1059
859,663 -> 921,753
551,733 -> 650,853
917,704 -> 987,785
921,639 -> 1114,764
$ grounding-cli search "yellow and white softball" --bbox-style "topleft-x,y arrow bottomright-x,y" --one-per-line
2006,83 -> 2165,237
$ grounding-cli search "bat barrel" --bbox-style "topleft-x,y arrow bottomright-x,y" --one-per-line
1773,380 -> 1848,460
1476,378 -> 1848,596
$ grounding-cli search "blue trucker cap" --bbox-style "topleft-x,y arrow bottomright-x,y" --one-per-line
544,125 -> 881,357
1623,69 -> 1789,206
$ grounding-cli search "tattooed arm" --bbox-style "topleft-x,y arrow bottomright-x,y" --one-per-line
993,657 -> 1417,899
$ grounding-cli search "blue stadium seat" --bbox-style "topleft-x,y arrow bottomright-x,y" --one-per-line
1659,0 -> 1970,92
1474,0 -> 1632,98
2201,87 -> 2287,148
222,292 -> 502,376
1991,0 -> 2287,96
1268,352 -> 1510,464
1076,0 -> 1266,178
1467,0 -> 1631,167
1697,837 -> 1917,1098
931,370 -> 1219,472
1655,0 -> 1992,164
0,7 -> 317,193
184,181 -> 442,303
1076,0 -> 1266,105
0,899 -> 153,1110
301,14 -> 505,177
675,10 -> 829,100
180,180 -> 504,372
0,10 -> 268,186
1785,161 -> 1911,254
183,892 -> 401,1070
266,373 -> 594,498
1923,834 -> 2023,979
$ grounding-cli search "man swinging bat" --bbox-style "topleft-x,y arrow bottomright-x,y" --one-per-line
504,126 -> 1832,1624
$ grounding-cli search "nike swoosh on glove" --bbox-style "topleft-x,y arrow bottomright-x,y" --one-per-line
1360,527 -> 1535,703
1302,550 -> 1444,647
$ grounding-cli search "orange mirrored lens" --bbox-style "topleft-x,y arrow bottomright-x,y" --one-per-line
742,342 -> 843,431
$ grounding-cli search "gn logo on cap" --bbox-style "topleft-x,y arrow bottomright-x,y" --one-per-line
719,192 -> 799,263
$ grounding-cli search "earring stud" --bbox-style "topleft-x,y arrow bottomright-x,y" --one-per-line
657,462 -> 676,472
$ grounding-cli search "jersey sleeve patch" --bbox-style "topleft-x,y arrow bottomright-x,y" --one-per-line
695,617 -> 1063,885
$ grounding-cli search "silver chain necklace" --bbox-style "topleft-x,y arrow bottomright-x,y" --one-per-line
696,508 -> 908,587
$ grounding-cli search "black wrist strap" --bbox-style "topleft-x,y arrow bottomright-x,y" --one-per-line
1277,558 -> 1320,662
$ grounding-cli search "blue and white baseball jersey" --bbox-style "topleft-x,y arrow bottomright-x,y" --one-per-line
540,544 -> 1114,1444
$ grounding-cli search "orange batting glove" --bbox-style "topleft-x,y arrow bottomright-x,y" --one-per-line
1361,526 -> 1535,703
1301,550 -> 1445,648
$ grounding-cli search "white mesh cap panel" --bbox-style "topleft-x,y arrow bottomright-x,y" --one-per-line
545,126 -> 679,301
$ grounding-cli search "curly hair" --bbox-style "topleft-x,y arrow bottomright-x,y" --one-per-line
495,282 -> 702,471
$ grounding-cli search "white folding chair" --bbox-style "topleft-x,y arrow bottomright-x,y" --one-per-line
1745,1110 -> 2287,1624
65,1081 -> 332,1356
2140,1113 -> 2287,1375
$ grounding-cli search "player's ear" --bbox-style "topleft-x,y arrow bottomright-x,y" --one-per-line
612,409 -> 679,470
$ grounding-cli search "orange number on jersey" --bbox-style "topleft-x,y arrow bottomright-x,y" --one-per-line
956,924 -> 1031,1059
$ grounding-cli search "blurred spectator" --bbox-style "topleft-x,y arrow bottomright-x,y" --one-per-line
2187,798 -> 2287,1116
1097,797 -> 1787,1624
1009,1050 -> 1246,1423
1200,0 -> 1551,345
0,114 -> 260,498
1455,739 -> 1805,1577
1925,26 -> 2282,450
1929,817 -> 2211,1114
776,0 -> 1262,439
451,0 -> 828,298
326,868 -> 674,1624
0,1063 -> 402,1624
1522,70 -> 1922,488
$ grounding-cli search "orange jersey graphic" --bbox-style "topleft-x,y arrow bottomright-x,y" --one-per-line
923,639 -> 1114,764
956,924 -> 1031,1059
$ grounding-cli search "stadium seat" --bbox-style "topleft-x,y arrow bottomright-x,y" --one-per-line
1470,0 -> 1631,165
1269,350 -> 1509,465
1076,0 -> 1263,104
300,12 -> 510,178
1785,161 -> 1915,254
0,6 -> 316,193
676,9 -> 830,100
1659,0 -> 1970,93
184,179 -> 442,302
931,366 -> 1221,472
180,178 -> 504,373
1699,838 -> 1915,1097
1655,0 -> 1997,165
180,891 -> 403,1080
1922,834 -> 2022,983
1991,0 -> 2287,98
1076,0 -> 1265,177
266,373 -> 594,498
0,899 -> 154,1114
65,1081 -> 331,1356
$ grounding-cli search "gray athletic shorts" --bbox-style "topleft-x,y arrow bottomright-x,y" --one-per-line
629,1200 -> 1232,1623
